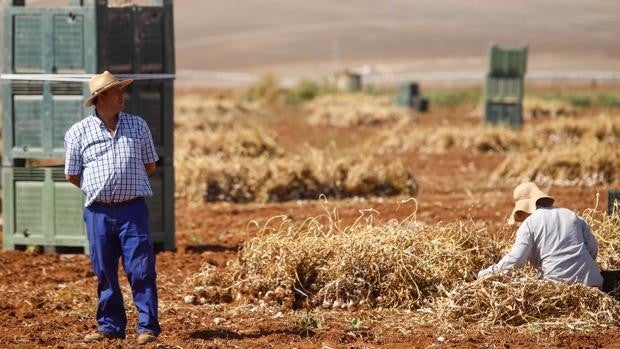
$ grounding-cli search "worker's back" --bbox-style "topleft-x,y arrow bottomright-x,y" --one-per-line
525,206 -> 603,287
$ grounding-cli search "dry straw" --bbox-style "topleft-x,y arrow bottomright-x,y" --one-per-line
174,95 -> 283,203
522,97 -> 577,119
174,95 -> 417,204
305,94 -> 414,127
432,270 -> 620,332
491,139 -> 620,186
582,201 -> 620,270
176,147 -> 417,204
174,95 -> 280,159
176,125 -> 282,159
185,200 -> 507,309
368,123 -> 523,154
175,95 -> 267,128
368,114 -> 619,155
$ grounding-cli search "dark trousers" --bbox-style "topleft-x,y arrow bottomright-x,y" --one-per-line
84,198 -> 161,337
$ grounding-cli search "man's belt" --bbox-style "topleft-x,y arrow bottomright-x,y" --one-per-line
94,197 -> 144,207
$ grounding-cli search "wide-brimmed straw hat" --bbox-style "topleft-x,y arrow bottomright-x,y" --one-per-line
84,71 -> 133,107
507,182 -> 554,225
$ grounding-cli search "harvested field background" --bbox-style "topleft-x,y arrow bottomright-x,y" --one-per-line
1,85 -> 619,348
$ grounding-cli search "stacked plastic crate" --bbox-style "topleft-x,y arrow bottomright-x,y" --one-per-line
394,82 -> 428,112
1,0 -> 175,253
483,44 -> 528,128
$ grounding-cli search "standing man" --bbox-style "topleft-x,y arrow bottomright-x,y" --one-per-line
478,182 -> 603,288
64,71 -> 161,345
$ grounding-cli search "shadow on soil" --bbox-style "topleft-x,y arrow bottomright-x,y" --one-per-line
184,244 -> 240,254
190,328 -> 315,341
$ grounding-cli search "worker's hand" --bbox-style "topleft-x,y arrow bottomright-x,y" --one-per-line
477,265 -> 494,279
66,174 -> 81,188
145,162 -> 156,176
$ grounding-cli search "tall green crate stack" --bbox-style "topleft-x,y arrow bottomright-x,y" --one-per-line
483,45 -> 527,128
2,0 -> 175,253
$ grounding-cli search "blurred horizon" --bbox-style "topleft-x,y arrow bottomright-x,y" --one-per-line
1,0 -> 620,86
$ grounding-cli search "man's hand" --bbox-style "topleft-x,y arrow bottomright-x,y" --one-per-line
66,174 -> 81,188
145,163 -> 156,176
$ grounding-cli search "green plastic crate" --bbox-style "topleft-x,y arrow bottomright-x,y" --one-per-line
394,83 -> 418,106
98,3 -> 175,74
3,0 -> 174,75
2,165 -> 175,253
146,164 -> 176,251
484,102 -> 523,129
1,80 -> 88,165
4,3 -> 96,74
484,45 -> 527,128
484,77 -> 524,104
124,79 -> 174,159
393,83 -> 428,111
2,167 -> 87,251
2,79 -> 173,165
2,0 -> 175,164
488,45 -> 528,78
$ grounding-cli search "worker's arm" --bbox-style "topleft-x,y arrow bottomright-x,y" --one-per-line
66,174 -> 81,188
64,126 -> 83,189
579,217 -> 598,260
478,222 -> 533,278
145,162 -> 156,176
141,120 -> 158,176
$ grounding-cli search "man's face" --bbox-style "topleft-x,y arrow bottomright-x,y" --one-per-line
97,85 -> 126,113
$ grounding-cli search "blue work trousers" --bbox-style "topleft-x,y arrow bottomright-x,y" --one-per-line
84,198 -> 161,338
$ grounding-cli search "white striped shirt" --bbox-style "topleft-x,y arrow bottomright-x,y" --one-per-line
64,111 -> 159,207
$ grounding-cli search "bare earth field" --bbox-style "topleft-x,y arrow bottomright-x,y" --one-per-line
0,86 -> 619,348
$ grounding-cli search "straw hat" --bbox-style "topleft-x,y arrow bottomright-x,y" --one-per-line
84,71 -> 133,107
507,182 -> 554,225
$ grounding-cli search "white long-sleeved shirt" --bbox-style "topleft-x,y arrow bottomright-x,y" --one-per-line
478,206 -> 603,288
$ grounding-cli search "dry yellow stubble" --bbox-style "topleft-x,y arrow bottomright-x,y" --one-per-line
522,97 -> 578,120
367,113 -> 619,155
491,139 -> 620,186
582,204 -> 620,270
176,148 -> 417,204
432,270 -> 620,332
174,95 -> 280,159
174,97 -> 418,204
175,95 -> 267,128
305,94 -> 415,127
185,201 -> 507,309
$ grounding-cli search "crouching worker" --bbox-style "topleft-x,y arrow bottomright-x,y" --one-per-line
478,182 -> 603,288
